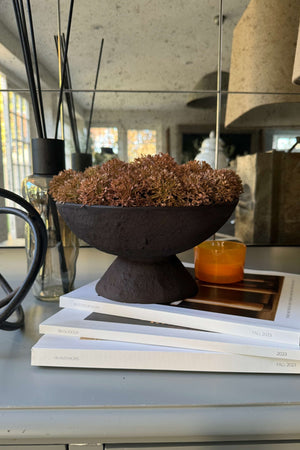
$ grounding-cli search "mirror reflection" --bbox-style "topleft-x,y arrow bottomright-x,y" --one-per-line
0,0 -> 299,246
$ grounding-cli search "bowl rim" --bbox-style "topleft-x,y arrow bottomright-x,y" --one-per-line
56,200 -> 238,210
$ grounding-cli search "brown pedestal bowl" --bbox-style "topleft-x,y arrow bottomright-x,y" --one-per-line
57,202 -> 238,304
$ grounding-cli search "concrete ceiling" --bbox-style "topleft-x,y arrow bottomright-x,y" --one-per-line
0,0 -> 250,112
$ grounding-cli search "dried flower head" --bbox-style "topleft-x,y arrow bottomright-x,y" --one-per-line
49,154 -> 243,207
49,169 -> 83,204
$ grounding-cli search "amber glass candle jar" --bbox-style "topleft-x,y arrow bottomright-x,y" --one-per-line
194,240 -> 246,284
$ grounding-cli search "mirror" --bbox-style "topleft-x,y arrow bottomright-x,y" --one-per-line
0,0 -> 299,246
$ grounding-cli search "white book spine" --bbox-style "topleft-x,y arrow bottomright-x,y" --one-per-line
59,296 -> 300,346
40,322 -> 300,361
31,345 -> 300,374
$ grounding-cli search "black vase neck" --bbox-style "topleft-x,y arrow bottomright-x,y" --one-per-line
32,138 -> 65,175
71,152 -> 92,171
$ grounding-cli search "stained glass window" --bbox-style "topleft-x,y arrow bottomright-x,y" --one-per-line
90,127 -> 119,154
127,129 -> 157,162
0,72 -> 31,242
8,91 -> 31,196
0,73 -> 8,176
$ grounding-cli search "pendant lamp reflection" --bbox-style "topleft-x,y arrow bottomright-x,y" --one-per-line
186,71 -> 229,109
225,0 -> 300,128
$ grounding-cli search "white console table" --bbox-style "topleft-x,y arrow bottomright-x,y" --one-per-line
1,246 -> 300,449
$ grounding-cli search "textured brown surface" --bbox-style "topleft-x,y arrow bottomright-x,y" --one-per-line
96,255 -> 198,304
57,202 -> 237,303
57,203 -> 237,259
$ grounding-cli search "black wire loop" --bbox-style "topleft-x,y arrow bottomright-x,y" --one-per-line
0,188 -> 47,330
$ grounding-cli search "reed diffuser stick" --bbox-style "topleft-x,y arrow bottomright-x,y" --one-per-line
54,34 -> 80,153
62,34 -> 80,153
26,0 -> 47,138
54,0 -> 74,139
85,38 -> 104,153
12,0 -> 43,138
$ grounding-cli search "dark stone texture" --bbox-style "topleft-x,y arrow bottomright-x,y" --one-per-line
96,255 -> 198,304
57,202 -> 237,303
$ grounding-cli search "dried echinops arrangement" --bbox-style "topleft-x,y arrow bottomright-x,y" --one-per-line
49,153 -> 243,207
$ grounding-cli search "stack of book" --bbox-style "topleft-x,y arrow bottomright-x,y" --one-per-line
31,266 -> 300,373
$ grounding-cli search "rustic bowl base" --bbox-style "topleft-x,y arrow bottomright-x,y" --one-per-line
95,255 -> 198,304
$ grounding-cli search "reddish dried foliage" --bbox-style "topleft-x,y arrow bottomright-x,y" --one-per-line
49,154 -> 243,207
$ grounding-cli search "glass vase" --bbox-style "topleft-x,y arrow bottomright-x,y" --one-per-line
22,138 -> 79,301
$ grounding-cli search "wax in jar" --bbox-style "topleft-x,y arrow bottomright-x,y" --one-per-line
194,240 -> 246,284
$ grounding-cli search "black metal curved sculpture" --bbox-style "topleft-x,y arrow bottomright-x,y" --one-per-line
0,188 -> 47,330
